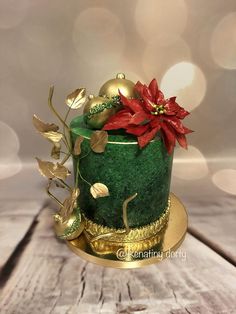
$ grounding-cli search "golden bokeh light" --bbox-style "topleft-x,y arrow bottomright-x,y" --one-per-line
211,12 -> 236,69
173,146 -> 208,180
160,62 -> 207,111
135,0 -> 188,46
212,169 -> 236,195
142,38 -> 191,81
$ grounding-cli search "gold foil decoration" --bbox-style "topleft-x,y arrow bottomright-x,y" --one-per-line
90,182 -> 110,199
51,142 -> 61,160
66,88 -> 86,109
36,158 -> 71,180
89,193 -> 138,242
32,114 -> 59,132
60,188 -> 80,220
90,130 -> 108,153
74,136 -> 84,155
41,131 -> 63,143
85,197 -> 171,244
122,193 -> 138,234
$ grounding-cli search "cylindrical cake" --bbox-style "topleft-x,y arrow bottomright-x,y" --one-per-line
70,115 -> 173,229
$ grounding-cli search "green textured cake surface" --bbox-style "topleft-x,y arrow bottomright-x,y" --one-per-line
70,116 -> 173,229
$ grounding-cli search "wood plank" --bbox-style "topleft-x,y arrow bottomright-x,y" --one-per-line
0,201 -> 42,272
0,207 -> 236,314
185,194 -> 236,265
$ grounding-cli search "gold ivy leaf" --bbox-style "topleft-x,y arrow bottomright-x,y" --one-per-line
36,158 -> 70,180
90,130 -> 108,153
74,136 -> 84,155
53,163 -> 71,180
60,188 -> 80,220
36,158 -> 55,178
66,88 -> 86,109
32,114 -> 59,132
51,143 -> 61,160
90,182 -> 109,199
42,131 -> 63,143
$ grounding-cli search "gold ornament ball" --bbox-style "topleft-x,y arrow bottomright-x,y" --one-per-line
99,73 -> 137,99
53,210 -> 83,240
83,95 -> 118,129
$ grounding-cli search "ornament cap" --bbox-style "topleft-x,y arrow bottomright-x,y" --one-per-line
116,73 -> 125,79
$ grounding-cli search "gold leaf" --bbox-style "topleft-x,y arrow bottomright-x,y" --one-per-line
90,183 -> 109,199
36,158 -> 55,179
90,130 -> 108,153
42,131 -> 63,143
66,88 -> 86,109
60,188 -> 80,220
33,114 -> 59,132
36,158 -> 70,180
54,163 -> 71,180
74,136 -> 84,155
51,143 -> 61,160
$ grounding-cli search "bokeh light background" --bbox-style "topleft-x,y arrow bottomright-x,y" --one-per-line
0,0 -> 236,202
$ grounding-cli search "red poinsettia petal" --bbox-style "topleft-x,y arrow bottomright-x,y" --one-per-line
142,95 -> 155,112
142,85 -> 154,102
176,107 -> 190,119
164,98 -> 180,115
150,116 -> 161,128
137,126 -> 160,148
160,121 -> 176,154
119,91 -> 144,114
163,116 -> 187,134
156,90 -> 165,103
126,124 -> 149,136
134,81 -> 144,96
175,132 -> 187,149
129,111 -> 150,125
183,126 -> 194,134
148,79 -> 158,99
103,109 -> 132,130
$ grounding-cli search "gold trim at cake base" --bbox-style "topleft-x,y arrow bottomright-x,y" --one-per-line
67,193 -> 188,268
83,197 -> 170,247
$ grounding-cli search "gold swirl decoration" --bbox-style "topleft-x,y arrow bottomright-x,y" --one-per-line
83,197 -> 171,245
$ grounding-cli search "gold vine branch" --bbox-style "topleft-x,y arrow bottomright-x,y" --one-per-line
90,193 -> 138,242
33,86 -> 87,219
33,85 -> 111,220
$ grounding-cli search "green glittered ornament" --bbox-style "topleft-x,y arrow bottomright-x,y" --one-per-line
53,207 -> 83,240
83,95 -> 120,129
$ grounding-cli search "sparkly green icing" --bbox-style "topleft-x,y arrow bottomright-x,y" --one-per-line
70,116 -> 173,229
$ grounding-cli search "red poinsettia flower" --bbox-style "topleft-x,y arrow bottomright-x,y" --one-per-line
103,79 -> 193,154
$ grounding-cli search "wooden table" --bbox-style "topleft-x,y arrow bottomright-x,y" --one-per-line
0,194 -> 235,313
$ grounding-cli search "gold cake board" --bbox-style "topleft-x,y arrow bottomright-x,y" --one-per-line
67,193 -> 188,268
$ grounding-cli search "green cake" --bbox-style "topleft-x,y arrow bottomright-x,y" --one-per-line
68,73 -> 192,252
70,116 -> 173,229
